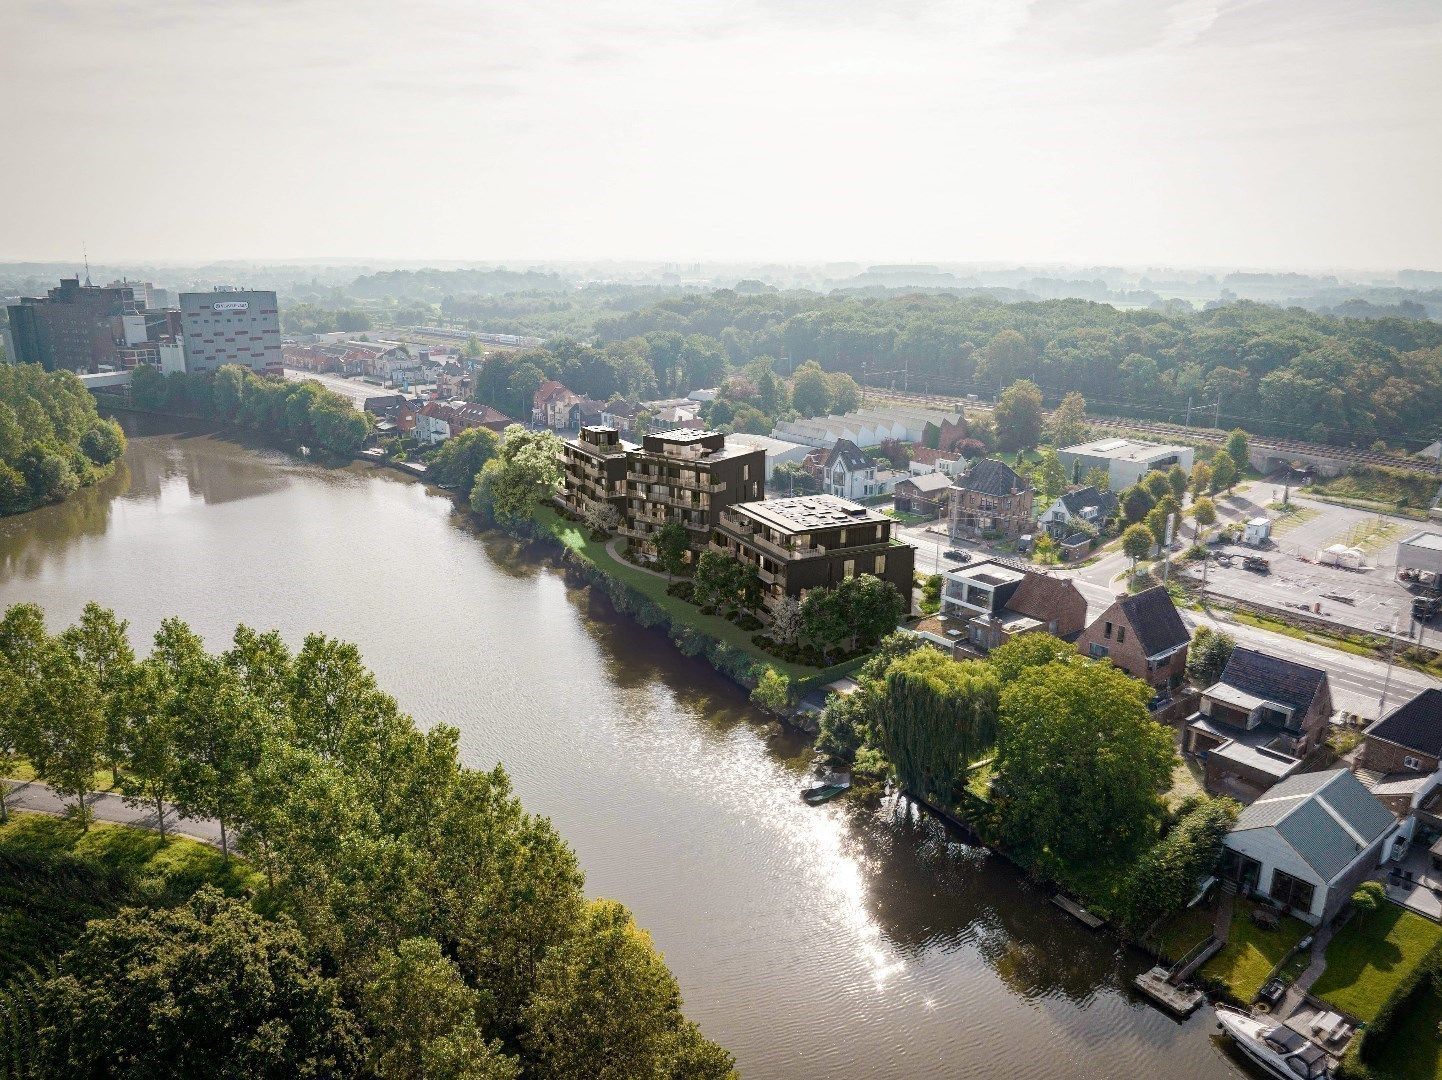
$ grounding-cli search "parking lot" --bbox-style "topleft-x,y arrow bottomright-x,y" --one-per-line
1181,494 -> 1436,638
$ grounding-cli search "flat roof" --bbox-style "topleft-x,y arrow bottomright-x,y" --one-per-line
1061,437 -> 1189,462
1401,531 -> 1442,552
1207,684 -> 1271,714
946,560 -> 1025,587
1211,739 -> 1303,779
650,427 -> 721,443
732,494 -> 887,534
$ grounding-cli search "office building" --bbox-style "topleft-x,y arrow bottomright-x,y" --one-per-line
1058,437 -> 1194,490
179,288 -> 282,374
6,278 -> 136,371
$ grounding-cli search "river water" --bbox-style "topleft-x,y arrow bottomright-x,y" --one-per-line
0,422 -> 1257,1079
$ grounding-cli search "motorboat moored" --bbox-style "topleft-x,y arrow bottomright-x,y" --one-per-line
1214,1005 -> 1331,1079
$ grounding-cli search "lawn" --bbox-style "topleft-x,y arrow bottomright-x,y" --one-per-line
1312,903 -> 1442,1022
1367,983 -> 1442,1080
1201,899 -> 1310,1002
1151,904 -> 1215,964
534,506 -> 827,682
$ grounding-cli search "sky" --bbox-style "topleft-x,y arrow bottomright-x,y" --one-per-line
3,0 -> 1440,270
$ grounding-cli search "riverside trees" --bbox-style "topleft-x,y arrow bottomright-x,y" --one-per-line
0,602 -> 735,1078
0,363 -> 126,514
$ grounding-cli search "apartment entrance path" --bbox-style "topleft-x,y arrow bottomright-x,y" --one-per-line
605,537 -> 670,579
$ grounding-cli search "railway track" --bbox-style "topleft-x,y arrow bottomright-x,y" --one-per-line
858,382 -> 1440,475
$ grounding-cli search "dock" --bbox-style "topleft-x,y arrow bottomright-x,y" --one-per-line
1133,966 -> 1207,1016
1050,894 -> 1105,929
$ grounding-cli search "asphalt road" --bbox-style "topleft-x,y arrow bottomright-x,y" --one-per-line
4,780 -> 222,846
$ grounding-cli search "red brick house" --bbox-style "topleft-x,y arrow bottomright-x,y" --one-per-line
948,459 -> 1034,540
532,380 -> 583,429
1076,586 -> 1191,691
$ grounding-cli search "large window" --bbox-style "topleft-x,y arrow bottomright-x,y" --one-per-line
1270,869 -> 1315,914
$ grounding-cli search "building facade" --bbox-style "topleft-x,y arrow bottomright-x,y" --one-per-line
7,278 -> 137,372
711,495 -> 915,618
1076,586 -> 1191,692
1058,437 -> 1194,491
560,426 -> 636,521
935,559 -> 1088,653
620,429 -> 765,557
179,288 -> 281,374
949,459 -> 1034,540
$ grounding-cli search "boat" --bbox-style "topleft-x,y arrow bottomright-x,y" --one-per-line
1215,1005 -> 1332,1079
801,771 -> 852,805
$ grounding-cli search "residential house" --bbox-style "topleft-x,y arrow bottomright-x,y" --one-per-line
532,380 -> 583,430
1356,688 -> 1442,822
928,559 -> 1087,656
948,459 -> 1034,540
1075,586 -> 1191,691
1039,485 -> 1118,539
1184,648 -> 1334,803
415,400 -> 516,445
823,439 -> 896,500
600,398 -> 642,433
620,429 -> 765,559
567,397 -> 606,430
893,472 -> 953,517
907,446 -> 964,478
711,495 -> 915,619
1220,769 -> 1400,925
560,426 -> 636,521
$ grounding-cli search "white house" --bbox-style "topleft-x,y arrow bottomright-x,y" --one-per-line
1038,486 -> 1119,537
1221,769 -> 1399,925
822,439 -> 901,499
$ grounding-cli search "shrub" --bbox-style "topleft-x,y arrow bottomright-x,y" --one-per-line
1351,881 -> 1386,916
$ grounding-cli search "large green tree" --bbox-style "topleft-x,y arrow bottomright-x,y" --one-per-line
469,427 -> 564,524
993,379 -> 1045,454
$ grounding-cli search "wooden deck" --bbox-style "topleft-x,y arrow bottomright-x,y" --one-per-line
1051,894 -> 1105,929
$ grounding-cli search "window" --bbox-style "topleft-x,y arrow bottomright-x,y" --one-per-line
1104,621 -> 1113,639
1269,869 -> 1315,914
1405,755 -> 1423,771
843,559 -> 855,579
1117,626 -> 1126,644
1089,643 -> 1110,659
742,464 -> 750,481
874,554 -> 886,574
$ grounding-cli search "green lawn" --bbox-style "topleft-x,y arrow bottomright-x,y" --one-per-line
534,506 -> 825,682
1367,984 -> 1442,1080
1151,904 -> 1215,964
1201,900 -> 1310,1002
1312,904 -> 1442,1022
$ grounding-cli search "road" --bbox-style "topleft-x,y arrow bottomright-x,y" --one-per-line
283,368 -> 401,408
4,779 -> 222,846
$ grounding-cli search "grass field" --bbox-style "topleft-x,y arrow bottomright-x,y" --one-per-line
1366,984 -> 1442,1080
1312,903 -> 1442,1022
0,814 -> 262,1074
1201,900 -> 1309,1002
1151,904 -> 1214,964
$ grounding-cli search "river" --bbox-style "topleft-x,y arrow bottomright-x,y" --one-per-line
0,422 -> 1258,1079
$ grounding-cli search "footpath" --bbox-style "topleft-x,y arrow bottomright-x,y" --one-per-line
3,779 -> 222,847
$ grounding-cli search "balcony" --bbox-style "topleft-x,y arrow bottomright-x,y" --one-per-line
625,470 -> 726,494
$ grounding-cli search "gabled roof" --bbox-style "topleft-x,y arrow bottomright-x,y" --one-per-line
1231,769 -> 1396,883
533,380 -> 578,407
957,458 -> 1030,498
899,471 -> 953,494
910,446 -> 962,467
1215,647 -> 1330,719
1114,586 -> 1190,656
1006,573 -> 1085,624
603,398 -> 641,417
826,439 -> 869,473
1365,688 -> 1442,759
1056,485 -> 1118,518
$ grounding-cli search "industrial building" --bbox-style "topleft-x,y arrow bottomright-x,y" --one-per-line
6,278 -> 137,372
1398,531 -> 1442,591
179,288 -> 282,375
1057,437 -> 1194,490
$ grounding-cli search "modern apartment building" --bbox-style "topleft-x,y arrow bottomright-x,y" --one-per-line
711,494 -> 915,616
620,429 -> 765,557
6,278 -> 137,371
560,426 -> 637,520
179,288 -> 282,374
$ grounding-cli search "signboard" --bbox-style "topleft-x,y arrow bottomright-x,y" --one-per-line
212,301 -> 249,311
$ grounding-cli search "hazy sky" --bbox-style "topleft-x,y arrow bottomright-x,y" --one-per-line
3,0 -> 1440,269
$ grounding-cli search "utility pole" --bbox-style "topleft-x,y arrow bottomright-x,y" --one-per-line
1378,614 -> 1400,719
1214,399 -> 1222,432
1185,396 -> 1193,429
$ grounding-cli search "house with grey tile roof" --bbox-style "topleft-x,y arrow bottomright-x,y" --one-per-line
1221,768 -> 1400,925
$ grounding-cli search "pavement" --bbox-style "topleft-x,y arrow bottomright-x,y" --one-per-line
3,779 -> 222,846
283,368 -> 404,408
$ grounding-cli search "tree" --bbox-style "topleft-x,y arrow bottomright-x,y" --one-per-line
30,642 -> 106,825
1190,496 -> 1217,542
1032,534 -> 1060,564
582,501 -> 621,536
842,574 -> 907,648
1186,626 -> 1235,687
1122,522 -> 1154,572
1121,484 -> 1154,526
993,658 -> 1175,878
1225,429 -> 1250,472
993,380 -> 1044,454
1117,797 -> 1239,930
692,550 -> 743,613
770,595 -> 802,645
36,887 -> 364,1079
987,633 -> 1078,683
430,427 -> 500,489
800,587 -> 848,662
1209,450 -> 1239,493
470,427 -> 564,524
521,899 -> 734,1080
1189,462 -> 1213,497
656,522 -> 691,580
115,659 -> 180,839
1083,465 -> 1111,492
872,649 -> 999,802
790,361 -> 833,418
1048,391 -> 1089,448
362,937 -> 519,1080
750,668 -> 791,716
1142,471 -> 1173,501
1035,449 -> 1066,503
1166,463 -> 1188,500
59,602 -> 135,781
978,329 -> 1032,388
826,372 -> 862,413
1146,494 -> 1181,548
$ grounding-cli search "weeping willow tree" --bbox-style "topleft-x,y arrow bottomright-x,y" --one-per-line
873,649 -> 1000,803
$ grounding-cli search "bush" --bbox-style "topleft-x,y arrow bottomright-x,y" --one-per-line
1351,880 -> 1386,916
666,580 -> 696,602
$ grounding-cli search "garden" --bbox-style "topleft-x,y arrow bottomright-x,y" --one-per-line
1312,902 -> 1442,1023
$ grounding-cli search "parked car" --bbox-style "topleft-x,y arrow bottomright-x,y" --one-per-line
943,549 -> 971,563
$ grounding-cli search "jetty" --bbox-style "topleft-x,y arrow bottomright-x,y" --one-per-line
1050,894 -> 1105,929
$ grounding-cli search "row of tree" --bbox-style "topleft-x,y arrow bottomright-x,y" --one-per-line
130,364 -> 372,454
0,602 -> 734,1078
0,363 -> 126,514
